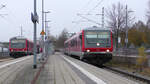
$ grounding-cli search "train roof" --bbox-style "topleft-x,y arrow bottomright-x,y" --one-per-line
64,26 -> 112,43
10,36 -> 33,42
10,36 -> 26,39
83,26 -> 111,31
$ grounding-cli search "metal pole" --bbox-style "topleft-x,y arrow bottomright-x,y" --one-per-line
21,26 -> 22,37
45,12 -> 47,39
42,0 -> 45,60
125,5 -> 128,49
102,7 -> 104,28
44,11 -> 50,40
44,11 -> 50,57
33,0 -> 37,69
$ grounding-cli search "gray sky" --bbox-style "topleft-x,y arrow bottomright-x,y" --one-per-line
0,0 -> 149,42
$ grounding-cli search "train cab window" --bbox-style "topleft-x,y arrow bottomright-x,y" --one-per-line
11,39 -> 26,48
97,32 -> 110,38
85,32 -> 97,38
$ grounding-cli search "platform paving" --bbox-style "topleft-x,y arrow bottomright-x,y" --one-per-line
35,53 -> 85,84
0,56 -> 35,84
0,52 -> 141,84
10,53 -> 85,84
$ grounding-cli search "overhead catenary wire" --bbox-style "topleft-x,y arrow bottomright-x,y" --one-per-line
77,13 -> 101,26
80,0 -> 93,11
76,0 -> 105,22
1,5 -> 24,36
87,0 -> 104,14
74,0 -> 94,24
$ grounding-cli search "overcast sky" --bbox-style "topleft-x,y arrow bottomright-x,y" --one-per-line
0,0 -> 149,42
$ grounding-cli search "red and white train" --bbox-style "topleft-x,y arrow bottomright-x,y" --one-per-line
9,36 -> 41,58
64,27 -> 113,66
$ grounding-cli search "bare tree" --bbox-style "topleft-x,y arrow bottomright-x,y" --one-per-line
106,2 -> 125,32
146,0 -> 150,28
106,2 -> 134,49
55,28 -> 68,48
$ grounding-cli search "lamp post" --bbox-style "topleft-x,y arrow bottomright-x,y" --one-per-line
41,0 -> 45,60
32,0 -> 38,69
44,11 -> 50,40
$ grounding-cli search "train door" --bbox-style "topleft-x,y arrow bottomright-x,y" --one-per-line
27,40 -> 29,55
69,41 -> 72,55
79,33 -> 83,58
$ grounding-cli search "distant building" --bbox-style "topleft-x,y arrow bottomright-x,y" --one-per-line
2,42 -> 9,48
0,43 -> 5,47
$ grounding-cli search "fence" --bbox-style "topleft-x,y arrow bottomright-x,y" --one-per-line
0,47 -> 9,58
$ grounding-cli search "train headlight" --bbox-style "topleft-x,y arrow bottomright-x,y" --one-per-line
87,50 -> 90,52
97,43 -> 100,46
106,49 -> 110,52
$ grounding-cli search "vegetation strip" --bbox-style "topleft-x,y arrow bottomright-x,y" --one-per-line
105,66 -> 150,83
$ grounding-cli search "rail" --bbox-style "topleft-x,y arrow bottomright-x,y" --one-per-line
105,66 -> 150,83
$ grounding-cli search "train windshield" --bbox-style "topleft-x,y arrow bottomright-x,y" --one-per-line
11,39 -> 26,48
85,31 -> 111,48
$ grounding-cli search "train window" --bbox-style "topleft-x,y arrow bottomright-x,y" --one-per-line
11,39 -> 26,48
85,31 -> 110,39
67,43 -> 68,47
71,40 -> 73,47
73,39 -> 75,46
86,32 -> 97,38
86,35 -> 97,38
65,43 -> 68,48
75,38 -> 77,47
98,34 -> 110,38
98,32 -> 110,38
66,43 -> 67,48
11,39 -> 26,43
70,39 -> 76,47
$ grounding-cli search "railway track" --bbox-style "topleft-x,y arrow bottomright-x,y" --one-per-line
0,57 -> 14,62
104,66 -> 150,84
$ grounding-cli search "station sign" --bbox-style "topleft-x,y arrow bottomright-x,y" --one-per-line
40,30 -> 45,35
31,12 -> 39,23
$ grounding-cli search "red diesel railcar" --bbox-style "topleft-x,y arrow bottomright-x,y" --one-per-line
64,27 -> 113,66
9,37 -> 35,58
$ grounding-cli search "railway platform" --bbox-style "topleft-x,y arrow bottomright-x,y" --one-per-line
0,52 -> 143,84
